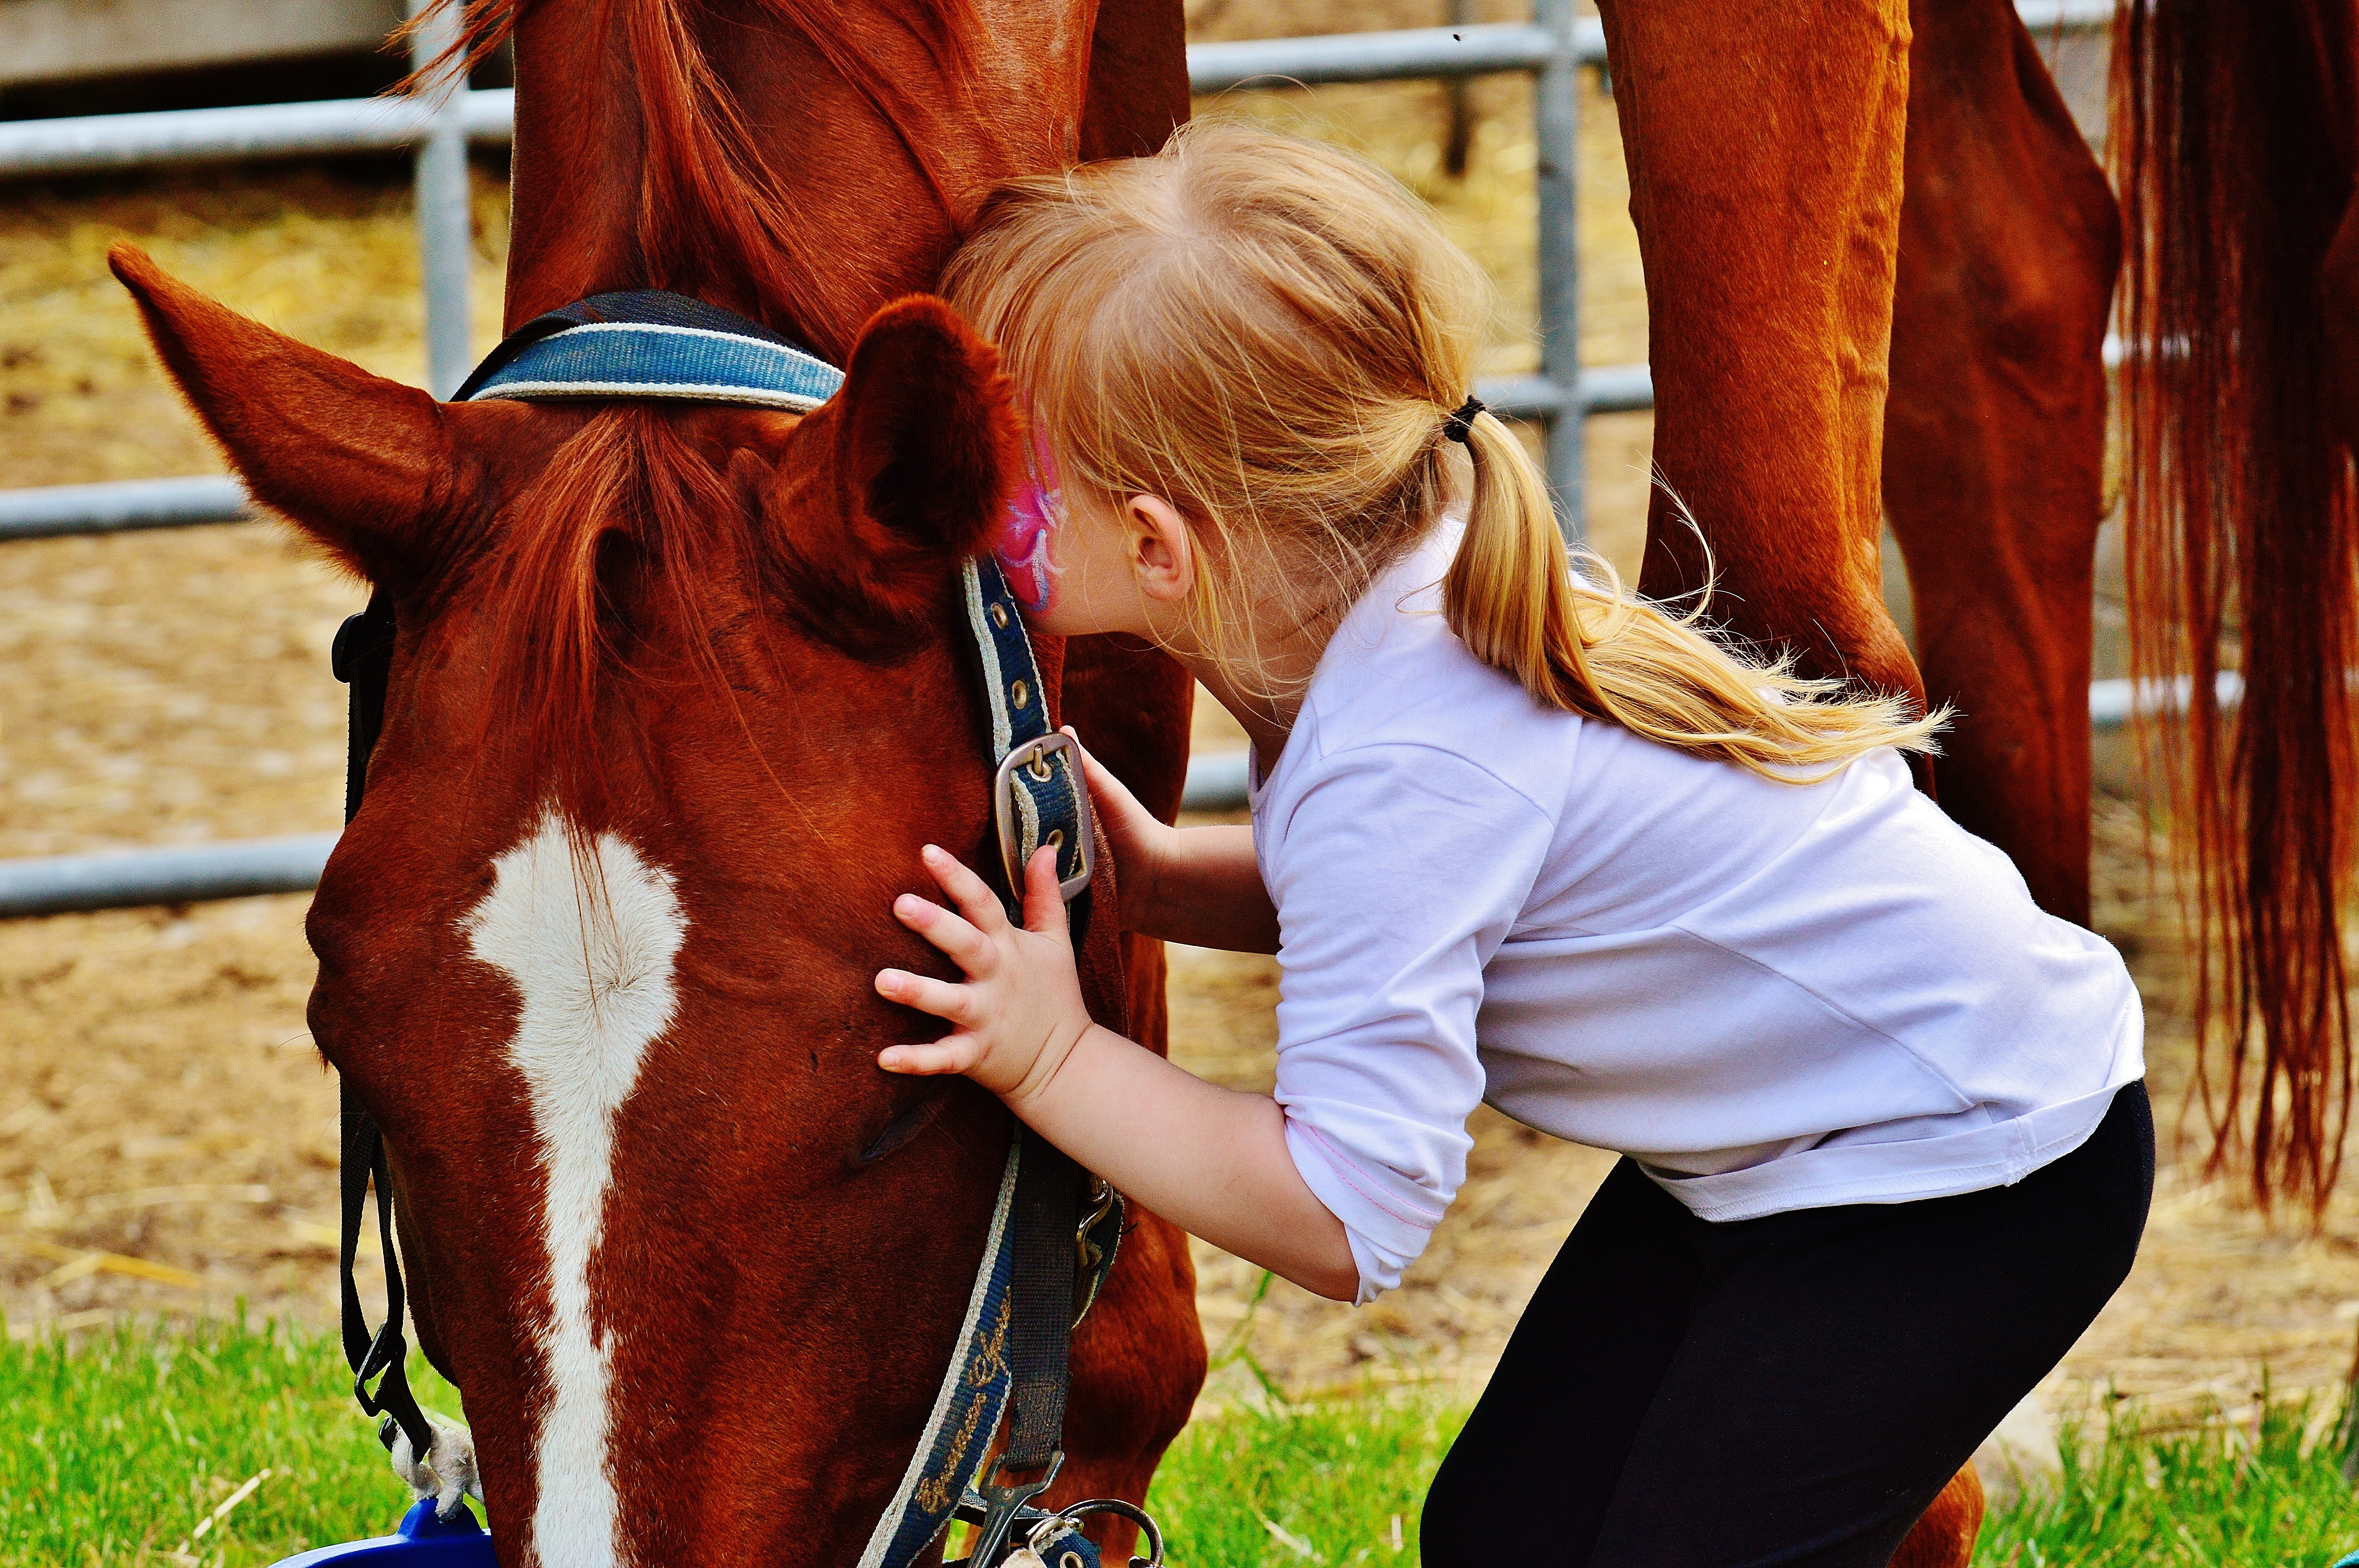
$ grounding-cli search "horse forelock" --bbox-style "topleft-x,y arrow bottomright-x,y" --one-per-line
468,404 -> 774,830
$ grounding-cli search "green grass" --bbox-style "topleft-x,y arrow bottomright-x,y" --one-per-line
1146,1395 -> 1461,1567
2,1313 -> 454,1568
1977,1392 -> 2359,1566
11,1316 -> 2359,1567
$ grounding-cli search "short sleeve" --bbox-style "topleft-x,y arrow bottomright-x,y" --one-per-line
1262,742 -> 1556,1301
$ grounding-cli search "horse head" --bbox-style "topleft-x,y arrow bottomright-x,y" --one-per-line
112,238 -> 1127,1562
112,0 -> 1203,1559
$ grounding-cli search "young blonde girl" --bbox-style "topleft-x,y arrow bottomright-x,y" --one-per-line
874,122 -> 2150,1568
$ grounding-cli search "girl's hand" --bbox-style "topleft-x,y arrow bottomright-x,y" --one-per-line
875,843 -> 1094,1104
1065,727 -> 1176,931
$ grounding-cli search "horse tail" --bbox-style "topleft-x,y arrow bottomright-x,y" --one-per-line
2112,0 -> 2359,1211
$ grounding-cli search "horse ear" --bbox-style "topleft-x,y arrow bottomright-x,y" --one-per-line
109,242 -> 487,586
765,294 -> 1022,639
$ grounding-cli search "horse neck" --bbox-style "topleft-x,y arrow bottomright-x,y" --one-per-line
500,0 -> 1098,363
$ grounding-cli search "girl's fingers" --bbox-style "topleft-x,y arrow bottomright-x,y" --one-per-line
1066,727 -> 1143,817
893,891 -> 991,971
921,844 -> 1010,933
1065,727 -> 1160,857
875,968 -> 976,1025
1022,844 -> 1070,936
877,1035 -> 981,1076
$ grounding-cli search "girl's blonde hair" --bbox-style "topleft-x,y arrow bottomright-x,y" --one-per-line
942,120 -> 1942,780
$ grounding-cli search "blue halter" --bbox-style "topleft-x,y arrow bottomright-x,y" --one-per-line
296,295 -> 1130,1568
453,291 -> 843,411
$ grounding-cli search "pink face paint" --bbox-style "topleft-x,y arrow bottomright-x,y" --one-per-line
994,424 -> 1062,615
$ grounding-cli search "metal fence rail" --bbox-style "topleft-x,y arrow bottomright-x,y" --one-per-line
0,1 -> 2111,916
0,835 -> 339,919
5,11 -> 1602,532
0,475 -> 248,539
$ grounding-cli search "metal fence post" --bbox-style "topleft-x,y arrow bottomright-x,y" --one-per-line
408,0 -> 473,399
1532,0 -> 1581,541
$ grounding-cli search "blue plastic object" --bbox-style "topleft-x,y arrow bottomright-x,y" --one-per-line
267,1500 -> 500,1566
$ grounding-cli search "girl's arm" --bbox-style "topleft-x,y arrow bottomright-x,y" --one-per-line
1075,735 -> 1281,955
876,843 -> 1358,1303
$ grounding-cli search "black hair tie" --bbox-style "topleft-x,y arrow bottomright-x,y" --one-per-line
1442,394 -> 1487,445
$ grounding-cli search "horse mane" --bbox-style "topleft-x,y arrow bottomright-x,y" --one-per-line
2113,0 -> 2359,1212
403,0 -> 980,345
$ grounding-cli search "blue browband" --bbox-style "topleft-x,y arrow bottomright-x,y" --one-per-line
286,292 -> 1116,1568
452,290 -> 844,410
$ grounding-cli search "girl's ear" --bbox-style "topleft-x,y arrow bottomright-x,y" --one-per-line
1125,494 -> 1196,605
109,242 -> 506,587
763,294 -> 1025,642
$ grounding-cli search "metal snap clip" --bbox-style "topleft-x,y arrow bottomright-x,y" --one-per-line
1028,1499 -> 1166,1568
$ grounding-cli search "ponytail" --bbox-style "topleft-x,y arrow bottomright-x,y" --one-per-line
1444,409 -> 1943,781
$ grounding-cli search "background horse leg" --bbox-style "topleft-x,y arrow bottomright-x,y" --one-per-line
1599,0 -> 1925,721
1594,6 -> 1980,1563
1885,1465 -> 1986,1568
1884,0 -> 2119,924
1046,2 -> 1208,1544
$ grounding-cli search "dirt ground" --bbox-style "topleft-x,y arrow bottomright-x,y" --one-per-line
5,3 -> 2354,1457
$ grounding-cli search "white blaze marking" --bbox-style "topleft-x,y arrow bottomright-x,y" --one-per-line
462,809 -> 686,1568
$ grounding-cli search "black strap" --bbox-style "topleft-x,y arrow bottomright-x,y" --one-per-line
331,594 -> 435,1463
450,290 -> 809,404
341,1082 -> 435,1457
969,575 -> 1088,1470
332,595 -> 394,817
1002,1136 -> 1082,1472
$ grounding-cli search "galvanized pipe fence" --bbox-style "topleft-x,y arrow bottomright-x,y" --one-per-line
0,0 -> 2113,917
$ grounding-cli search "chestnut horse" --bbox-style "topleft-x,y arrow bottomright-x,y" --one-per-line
115,2 -> 1201,1564
1604,0 -> 2115,925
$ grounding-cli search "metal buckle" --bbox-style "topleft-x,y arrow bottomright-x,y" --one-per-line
993,732 -> 1094,904
1077,1178 -> 1117,1274
354,1319 -> 406,1414
958,1449 -> 1065,1567
1072,1178 -> 1120,1325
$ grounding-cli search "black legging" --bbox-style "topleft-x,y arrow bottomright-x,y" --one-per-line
1423,1082 -> 2153,1568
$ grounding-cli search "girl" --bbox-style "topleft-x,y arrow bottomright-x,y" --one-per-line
874,122 -> 2150,1567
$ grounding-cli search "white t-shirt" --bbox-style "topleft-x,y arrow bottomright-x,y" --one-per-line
1252,530 -> 2145,1303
